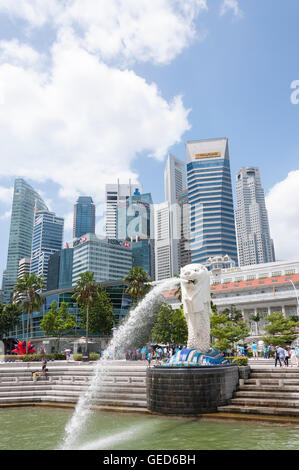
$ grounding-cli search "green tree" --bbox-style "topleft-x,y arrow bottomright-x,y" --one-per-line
80,284 -> 114,336
72,271 -> 97,355
151,304 -> 188,346
40,301 -> 77,352
0,303 -> 22,339
123,266 -> 152,306
13,273 -> 45,354
210,305 -> 250,351
262,313 -> 298,347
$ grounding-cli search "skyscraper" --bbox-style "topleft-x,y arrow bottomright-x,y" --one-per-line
73,196 -> 95,238
235,167 -> 276,266
177,189 -> 191,268
164,154 -> 186,205
164,154 -> 187,275
117,192 -> 154,278
30,210 -> 64,285
154,201 -> 172,281
3,178 -> 48,303
186,138 -> 238,266
105,181 -> 142,239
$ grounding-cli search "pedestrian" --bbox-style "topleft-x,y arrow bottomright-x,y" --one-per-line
275,345 -> 285,367
146,350 -> 152,366
244,344 -> 248,357
41,359 -> 48,379
252,342 -> 258,359
65,348 -> 71,362
284,347 -> 290,367
263,345 -> 268,359
290,348 -> 298,367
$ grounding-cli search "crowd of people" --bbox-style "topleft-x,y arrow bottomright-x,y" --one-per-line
124,346 -> 184,365
228,342 -> 299,367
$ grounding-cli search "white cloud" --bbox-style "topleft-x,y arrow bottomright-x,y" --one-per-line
266,170 -> 299,260
0,209 -> 11,220
0,185 -> 13,204
0,38 -> 190,204
220,0 -> 243,18
0,39 -> 44,68
0,0 -> 208,65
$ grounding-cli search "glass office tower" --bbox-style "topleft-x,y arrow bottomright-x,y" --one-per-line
73,196 -> 95,238
186,138 -> 238,266
30,210 -> 64,286
117,191 -> 154,279
3,178 -> 48,304
236,167 -> 276,266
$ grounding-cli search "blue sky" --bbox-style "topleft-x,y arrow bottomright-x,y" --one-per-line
0,0 -> 299,281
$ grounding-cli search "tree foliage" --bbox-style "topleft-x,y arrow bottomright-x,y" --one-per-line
40,301 -> 77,352
151,304 -> 188,346
12,273 -> 45,353
80,284 -> 114,336
0,302 -> 22,339
123,266 -> 152,305
262,313 -> 298,347
210,304 -> 250,351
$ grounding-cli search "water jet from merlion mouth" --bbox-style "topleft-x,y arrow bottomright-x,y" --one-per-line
61,277 -> 179,450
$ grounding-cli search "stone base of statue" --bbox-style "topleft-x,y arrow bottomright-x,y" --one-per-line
147,360 -> 239,415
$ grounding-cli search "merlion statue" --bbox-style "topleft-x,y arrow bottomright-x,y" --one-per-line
180,263 -> 211,353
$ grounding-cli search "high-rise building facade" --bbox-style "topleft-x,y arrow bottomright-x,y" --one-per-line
164,154 -> 186,205
47,247 -> 74,291
117,192 -> 154,278
105,181 -> 142,239
30,210 -> 64,285
164,154 -> 187,276
73,196 -> 95,238
235,167 -> 275,266
154,201 -> 172,281
18,258 -> 31,279
186,138 -> 238,266
72,234 -> 132,285
3,178 -> 48,303
177,190 -> 191,269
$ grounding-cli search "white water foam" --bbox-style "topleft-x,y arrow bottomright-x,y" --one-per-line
77,424 -> 145,450
61,278 -> 179,450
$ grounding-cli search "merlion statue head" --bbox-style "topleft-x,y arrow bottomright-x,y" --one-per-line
180,264 -> 210,300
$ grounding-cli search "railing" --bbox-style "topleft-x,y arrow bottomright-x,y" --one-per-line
213,290 -> 299,306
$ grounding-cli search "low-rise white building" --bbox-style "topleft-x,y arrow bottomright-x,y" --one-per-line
161,260 -> 299,339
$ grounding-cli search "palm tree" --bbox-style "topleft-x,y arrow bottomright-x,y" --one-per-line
72,271 -> 97,357
13,273 -> 45,354
123,266 -> 152,306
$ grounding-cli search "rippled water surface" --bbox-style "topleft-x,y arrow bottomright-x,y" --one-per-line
0,407 -> 298,450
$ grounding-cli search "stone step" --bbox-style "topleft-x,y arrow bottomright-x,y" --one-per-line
231,397 -> 299,408
245,378 -> 299,385
240,385 -> 299,392
38,395 -> 147,407
235,390 -> 299,399
217,404 -> 299,417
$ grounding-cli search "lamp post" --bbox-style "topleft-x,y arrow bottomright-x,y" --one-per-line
289,280 -> 299,315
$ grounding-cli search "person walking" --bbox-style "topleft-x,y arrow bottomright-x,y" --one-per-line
263,346 -> 268,359
146,350 -> 153,366
274,346 -> 282,367
276,345 -> 285,367
284,347 -> 290,367
252,342 -> 258,360
290,348 -> 298,367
